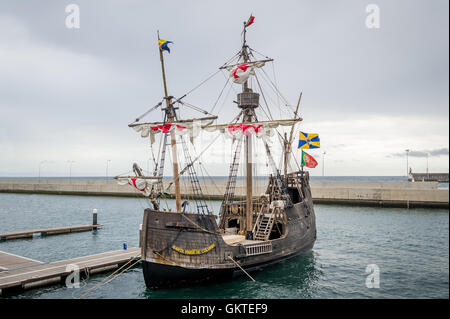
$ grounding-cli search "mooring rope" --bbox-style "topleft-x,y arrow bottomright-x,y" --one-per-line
227,256 -> 256,282
77,254 -> 141,299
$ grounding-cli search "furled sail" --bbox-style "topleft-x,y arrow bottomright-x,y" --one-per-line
205,118 -> 302,139
116,177 -> 159,196
130,118 -> 302,141
129,116 -> 217,144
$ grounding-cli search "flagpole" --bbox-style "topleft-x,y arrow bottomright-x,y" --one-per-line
158,30 -> 182,213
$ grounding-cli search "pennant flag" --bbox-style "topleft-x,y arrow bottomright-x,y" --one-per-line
298,131 -> 320,149
244,15 -> 255,27
301,150 -> 318,168
158,39 -> 173,53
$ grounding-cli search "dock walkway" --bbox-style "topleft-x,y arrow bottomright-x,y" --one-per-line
0,224 -> 103,241
0,250 -> 42,272
0,247 -> 140,295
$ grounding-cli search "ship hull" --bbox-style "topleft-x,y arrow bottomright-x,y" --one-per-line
140,174 -> 317,289
142,240 -> 314,288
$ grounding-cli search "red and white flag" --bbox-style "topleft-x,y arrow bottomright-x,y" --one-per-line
230,63 -> 252,84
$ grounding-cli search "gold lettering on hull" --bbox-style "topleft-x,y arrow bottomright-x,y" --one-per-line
171,244 -> 215,255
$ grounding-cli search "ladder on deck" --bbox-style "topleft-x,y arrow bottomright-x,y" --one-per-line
253,206 -> 275,241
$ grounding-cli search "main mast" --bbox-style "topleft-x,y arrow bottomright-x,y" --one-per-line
158,32 -> 182,213
240,25 -> 258,240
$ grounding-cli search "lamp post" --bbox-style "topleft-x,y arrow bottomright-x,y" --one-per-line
426,152 -> 430,176
106,160 -> 111,180
405,149 -> 410,178
322,151 -> 326,177
38,160 -> 49,183
67,160 -> 75,182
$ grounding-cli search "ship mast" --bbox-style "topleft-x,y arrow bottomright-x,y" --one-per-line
241,25 -> 256,240
158,31 -> 182,213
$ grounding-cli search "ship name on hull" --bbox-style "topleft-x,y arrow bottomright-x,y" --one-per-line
171,244 -> 215,255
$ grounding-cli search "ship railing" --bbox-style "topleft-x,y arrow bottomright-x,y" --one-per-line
243,241 -> 273,256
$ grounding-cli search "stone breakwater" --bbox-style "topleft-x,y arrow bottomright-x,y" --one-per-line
0,179 -> 448,208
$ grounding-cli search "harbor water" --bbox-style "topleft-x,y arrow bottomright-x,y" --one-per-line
0,192 -> 448,299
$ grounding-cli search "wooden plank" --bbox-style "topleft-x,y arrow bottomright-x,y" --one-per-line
0,247 -> 140,293
0,250 -> 42,271
0,224 -> 103,241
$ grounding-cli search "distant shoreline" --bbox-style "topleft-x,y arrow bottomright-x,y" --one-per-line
1,175 -> 449,186
0,175 -> 411,180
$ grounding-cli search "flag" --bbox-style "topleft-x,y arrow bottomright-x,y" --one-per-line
230,63 -> 252,84
158,39 -> 173,53
245,15 -> 255,27
298,131 -> 320,149
301,150 -> 318,168
127,178 -> 151,196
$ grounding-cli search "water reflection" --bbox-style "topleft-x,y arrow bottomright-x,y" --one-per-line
141,249 -> 322,299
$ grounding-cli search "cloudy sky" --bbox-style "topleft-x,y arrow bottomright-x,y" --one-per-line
0,0 -> 448,177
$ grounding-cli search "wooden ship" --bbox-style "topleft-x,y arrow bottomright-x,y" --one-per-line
118,17 -> 317,288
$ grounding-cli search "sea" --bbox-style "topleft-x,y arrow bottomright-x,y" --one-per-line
0,176 -> 448,299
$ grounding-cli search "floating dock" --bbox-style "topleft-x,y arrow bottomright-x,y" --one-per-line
0,224 -> 103,241
0,251 -> 42,272
0,247 -> 140,296
0,179 -> 448,208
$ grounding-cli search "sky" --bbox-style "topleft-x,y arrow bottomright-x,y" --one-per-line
0,0 -> 448,177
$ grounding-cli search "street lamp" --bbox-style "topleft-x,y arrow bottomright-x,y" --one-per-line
405,149 -> 410,178
426,152 -> 430,176
67,160 -> 75,181
106,160 -> 111,180
322,151 -> 326,177
38,160 -> 49,183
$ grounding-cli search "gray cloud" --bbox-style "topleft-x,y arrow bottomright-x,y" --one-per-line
0,0 -> 448,176
389,148 -> 449,158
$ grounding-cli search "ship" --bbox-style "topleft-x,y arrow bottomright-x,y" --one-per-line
117,16 -> 317,288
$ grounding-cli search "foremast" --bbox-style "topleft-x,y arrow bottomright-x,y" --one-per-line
158,31 -> 182,213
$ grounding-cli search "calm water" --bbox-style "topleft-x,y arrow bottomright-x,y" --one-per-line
0,193 -> 448,299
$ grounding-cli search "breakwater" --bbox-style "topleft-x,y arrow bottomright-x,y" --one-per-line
0,179 -> 447,208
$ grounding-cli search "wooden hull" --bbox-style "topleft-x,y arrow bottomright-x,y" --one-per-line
140,178 -> 317,289
142,240 -> 314,288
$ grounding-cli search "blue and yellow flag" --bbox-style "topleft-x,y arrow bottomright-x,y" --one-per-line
158,39 -> 173,53
298,131 -> 320,149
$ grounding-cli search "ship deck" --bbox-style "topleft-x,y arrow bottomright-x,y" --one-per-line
222,234 -> 265,246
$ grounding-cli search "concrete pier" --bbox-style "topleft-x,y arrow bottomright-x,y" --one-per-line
0,179 -> 448,208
